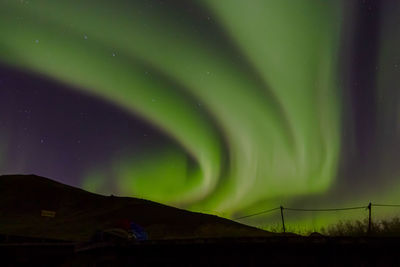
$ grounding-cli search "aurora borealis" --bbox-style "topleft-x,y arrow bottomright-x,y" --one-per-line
1,0 -> 400,228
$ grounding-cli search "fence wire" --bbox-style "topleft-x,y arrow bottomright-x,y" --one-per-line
284,206 -> 367,212
234,207 -> 280,220
234,203 -> 399,220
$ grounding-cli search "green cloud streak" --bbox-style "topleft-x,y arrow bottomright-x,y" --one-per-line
0,0 -> 342,215
202,0 -> 342,201
0,3 -> 223,203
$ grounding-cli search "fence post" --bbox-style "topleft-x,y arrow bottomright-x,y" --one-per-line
368,202 -> 372,235
280,206 -> 286,233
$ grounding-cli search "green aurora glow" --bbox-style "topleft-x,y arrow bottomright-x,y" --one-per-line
1,0 -> 399,229
0,0 -> 341,210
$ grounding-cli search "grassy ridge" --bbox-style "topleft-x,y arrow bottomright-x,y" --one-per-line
320,217 -> 400,236
0,174 -> 275,241
260,217 -> 400,236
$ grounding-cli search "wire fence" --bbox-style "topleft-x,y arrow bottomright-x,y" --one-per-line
234,203 -> 400,234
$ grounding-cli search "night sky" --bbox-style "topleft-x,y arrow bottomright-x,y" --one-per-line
1,0 -> 400,228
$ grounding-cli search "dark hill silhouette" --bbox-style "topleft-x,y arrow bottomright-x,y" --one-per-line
0,174 -> 275,241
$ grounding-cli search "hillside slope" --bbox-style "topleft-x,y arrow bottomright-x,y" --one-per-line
0,175 -> 274,241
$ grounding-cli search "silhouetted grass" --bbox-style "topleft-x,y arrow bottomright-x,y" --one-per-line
262,223 -> 315,236
262,217 -> 400,236
321,217 -> 400,236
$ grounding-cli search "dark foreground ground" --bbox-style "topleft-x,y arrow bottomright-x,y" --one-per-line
1,236 -> 400,266
2,175 -> 399,266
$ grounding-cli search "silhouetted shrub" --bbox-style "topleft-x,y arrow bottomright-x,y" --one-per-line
263,217 -> 400,236
320,217 -> 400,236
263,223 -> 314,236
